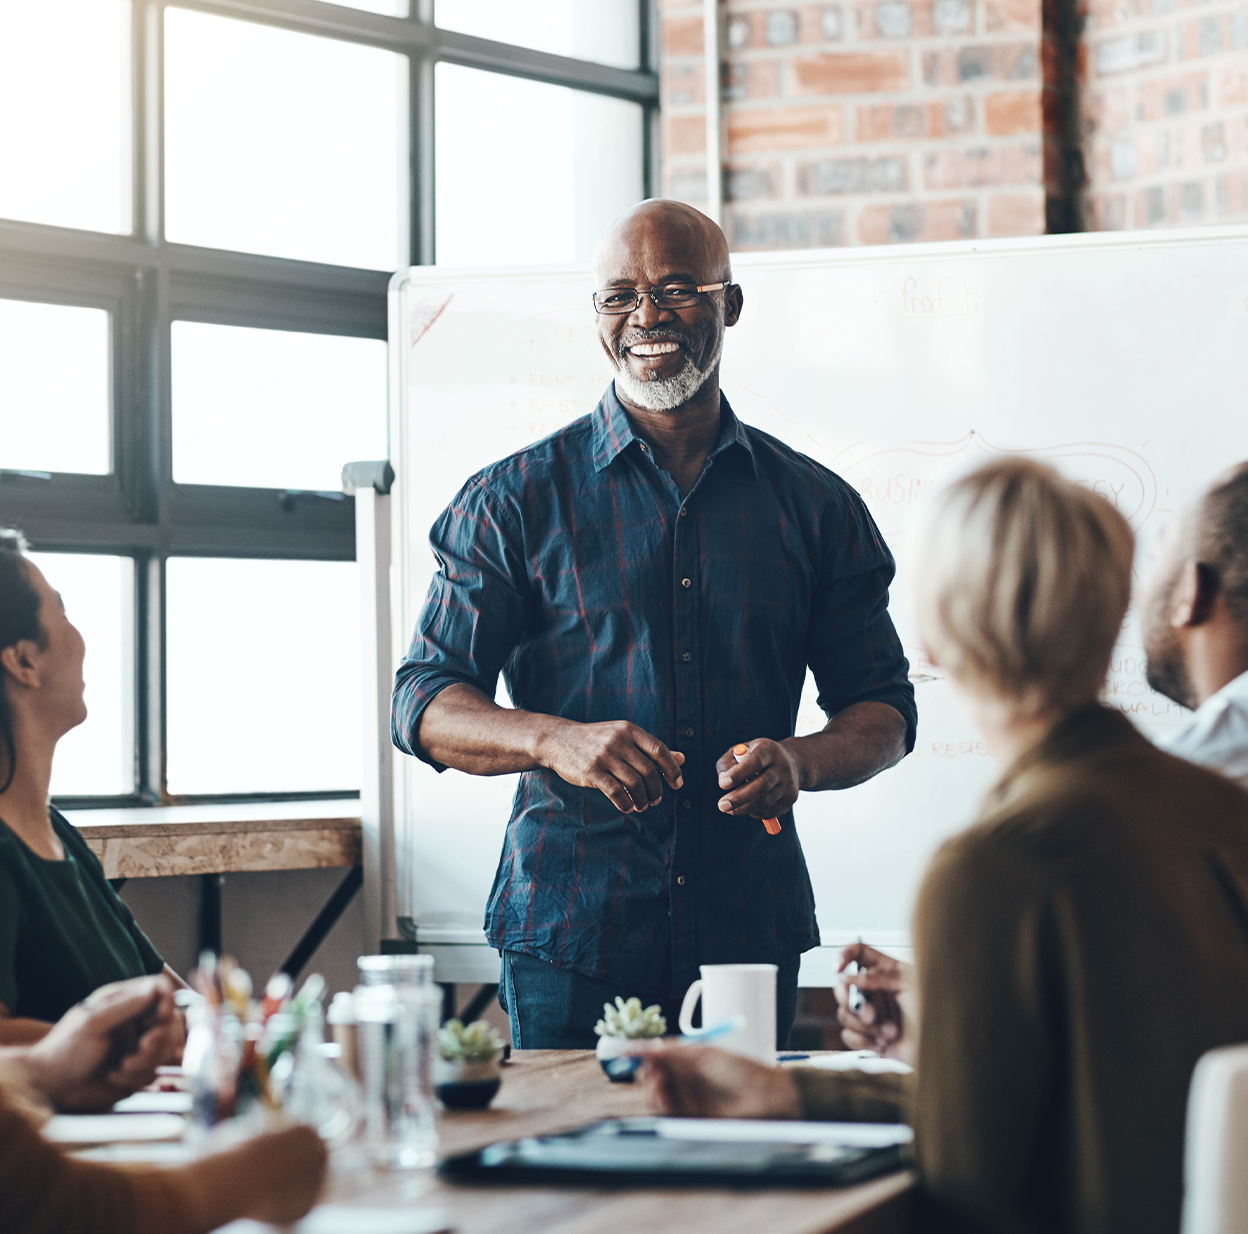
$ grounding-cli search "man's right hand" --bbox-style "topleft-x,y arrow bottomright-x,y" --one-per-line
537,719 -> 685,814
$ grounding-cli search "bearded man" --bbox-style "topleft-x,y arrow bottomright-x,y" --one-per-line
392,200 -> 916,1049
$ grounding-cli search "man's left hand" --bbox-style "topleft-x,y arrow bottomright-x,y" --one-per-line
716,738 -> 802,818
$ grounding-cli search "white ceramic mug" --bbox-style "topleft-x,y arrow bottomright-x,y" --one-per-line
679,963 -> 777,1064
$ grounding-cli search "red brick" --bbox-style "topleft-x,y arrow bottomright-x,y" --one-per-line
665,114 -> 707,156
1216,64 -> 1248,107
985,89 -> 1043,135
923,142 -> 1042,188
728,104 -> 845,152
724,58 -> 782,101
663,15 -> 704,57
664,62 -> 705,107
986,0 -> 1041,32
855,98 -> 971,140
858,197 -> 977,243
1216,170 -> 1248,215
793,49 -> 910,94
1088,192 -> 1127,229
986,190 -> 1045,234
1134,71 -> 1210,122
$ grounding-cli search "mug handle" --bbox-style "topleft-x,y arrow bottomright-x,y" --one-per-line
678,979 -> 702,1035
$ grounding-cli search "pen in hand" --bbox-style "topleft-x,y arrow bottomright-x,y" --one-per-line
732,744 -> 782,835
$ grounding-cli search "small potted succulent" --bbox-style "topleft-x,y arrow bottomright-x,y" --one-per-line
434,1018 -> 505,1109
594,997 -> 667,1082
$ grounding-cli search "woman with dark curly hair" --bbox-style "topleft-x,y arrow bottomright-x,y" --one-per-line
0,529 -> 176,1043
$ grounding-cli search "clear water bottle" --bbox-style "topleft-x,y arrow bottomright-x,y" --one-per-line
353,953 -> 440,1169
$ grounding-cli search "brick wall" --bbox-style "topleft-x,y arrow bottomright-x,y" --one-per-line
1080,0 -> 1248,229
660,0 -> 1048,247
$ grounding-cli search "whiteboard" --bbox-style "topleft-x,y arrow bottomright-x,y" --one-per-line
389,225 -> 1248,951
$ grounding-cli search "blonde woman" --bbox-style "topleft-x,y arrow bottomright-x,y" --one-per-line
644,459 -> 1248,1234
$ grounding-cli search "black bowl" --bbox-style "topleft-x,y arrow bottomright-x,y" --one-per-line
436,1077 -> 501,1109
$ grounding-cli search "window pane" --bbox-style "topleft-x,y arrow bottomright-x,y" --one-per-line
436,66 -> 644,266
436,0 -> 640,70
171,323 -> 386,491
0,299 -> 110,475
26,553 -> 134,798
0,0 -> 129,233
164,8 -> 401,270
340,0 -> 406,11
165,559 -> 361,795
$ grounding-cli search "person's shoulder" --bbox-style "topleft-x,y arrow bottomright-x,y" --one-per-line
461,411 -> 599,499
739,422 -> 869,516
49,809 -> 108,876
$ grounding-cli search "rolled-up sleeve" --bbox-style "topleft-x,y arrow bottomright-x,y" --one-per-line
806,487 -> 917,750
391,476 -> 528,769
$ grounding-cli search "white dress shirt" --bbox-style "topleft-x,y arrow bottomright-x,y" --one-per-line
1160,669 -> 1248,791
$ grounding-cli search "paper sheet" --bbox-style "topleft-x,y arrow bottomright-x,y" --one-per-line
219,1206 -> 454,1234
648,1117 -> 913,1148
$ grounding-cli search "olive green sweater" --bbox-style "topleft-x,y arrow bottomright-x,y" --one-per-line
793,706 -> 1248,1234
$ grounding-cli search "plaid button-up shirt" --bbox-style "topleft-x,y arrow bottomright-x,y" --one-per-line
393,385 -> 916,996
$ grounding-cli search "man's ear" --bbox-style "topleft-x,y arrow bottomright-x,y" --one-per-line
1170,561 -> 1221,629
0,640 -> 41,691
1189,562 -> 1223,626
723,283 -> 743,328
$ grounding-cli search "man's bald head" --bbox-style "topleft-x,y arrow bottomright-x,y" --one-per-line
592,199 -> 741,416
593,199 -> 731,286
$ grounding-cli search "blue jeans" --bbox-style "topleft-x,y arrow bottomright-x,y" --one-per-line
498,950 -> 802,1051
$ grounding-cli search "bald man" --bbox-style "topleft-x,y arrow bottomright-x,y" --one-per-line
392,201 -> 916,1049
1141,463 -> 1248,789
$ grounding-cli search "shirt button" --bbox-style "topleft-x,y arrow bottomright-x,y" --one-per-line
682,799 -> 692,810
638,442 -> 648,453
682,651 -> 692,662
676,875 -> 686,886
684,727 -> 694,737
681,578 -> 692,589
679,507 -> 688,517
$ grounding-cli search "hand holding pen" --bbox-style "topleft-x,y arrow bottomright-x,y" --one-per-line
715,738 -> 801,832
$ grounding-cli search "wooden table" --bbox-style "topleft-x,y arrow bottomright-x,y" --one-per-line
331,1051 -> 917,1234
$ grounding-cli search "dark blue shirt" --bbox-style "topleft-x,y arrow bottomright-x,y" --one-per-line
393,386 -> 916,995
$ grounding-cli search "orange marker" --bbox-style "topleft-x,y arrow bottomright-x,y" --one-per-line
732,743 -> 782,836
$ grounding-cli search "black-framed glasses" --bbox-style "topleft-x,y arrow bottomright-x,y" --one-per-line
591,282 -> 731,315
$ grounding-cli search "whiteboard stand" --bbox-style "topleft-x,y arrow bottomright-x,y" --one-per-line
343,460 -> 398,954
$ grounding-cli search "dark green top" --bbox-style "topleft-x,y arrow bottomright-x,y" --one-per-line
0,808 -> 164,1022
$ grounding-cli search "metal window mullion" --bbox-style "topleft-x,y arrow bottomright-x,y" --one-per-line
135,551 -> 166,802
409,55 -> 435,266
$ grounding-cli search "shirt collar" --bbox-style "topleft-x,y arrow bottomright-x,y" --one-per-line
1195,668 -> 1248,715
591,381 -> 757,476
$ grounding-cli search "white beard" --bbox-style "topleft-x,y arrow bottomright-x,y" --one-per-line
614,335 -> 723,411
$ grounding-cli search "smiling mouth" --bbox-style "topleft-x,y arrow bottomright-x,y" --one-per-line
627,340 -> 683,357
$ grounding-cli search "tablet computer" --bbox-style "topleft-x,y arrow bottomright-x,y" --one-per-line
439,1116 -> 912,1187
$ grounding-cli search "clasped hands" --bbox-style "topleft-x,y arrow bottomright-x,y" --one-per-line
538,718 -> 802,819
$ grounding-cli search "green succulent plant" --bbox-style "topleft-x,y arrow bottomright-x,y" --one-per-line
438,1018 -> 505,1063
594,996 -> 667,1040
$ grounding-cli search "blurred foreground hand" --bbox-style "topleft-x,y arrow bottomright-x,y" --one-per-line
642,1045 -> 801,1119
19,974 -> 181,1111
835,943 -> 915,1064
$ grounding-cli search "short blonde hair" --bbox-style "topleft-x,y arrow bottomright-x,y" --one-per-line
915,458 -> 1134,716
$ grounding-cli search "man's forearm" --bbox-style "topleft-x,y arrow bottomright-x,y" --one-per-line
416,683 -> 560,775
785,701 -> 909,792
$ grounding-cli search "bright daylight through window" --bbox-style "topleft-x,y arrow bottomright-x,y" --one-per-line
0,0 -> 655,804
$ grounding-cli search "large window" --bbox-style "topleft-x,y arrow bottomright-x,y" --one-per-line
0,0 -> 657,806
